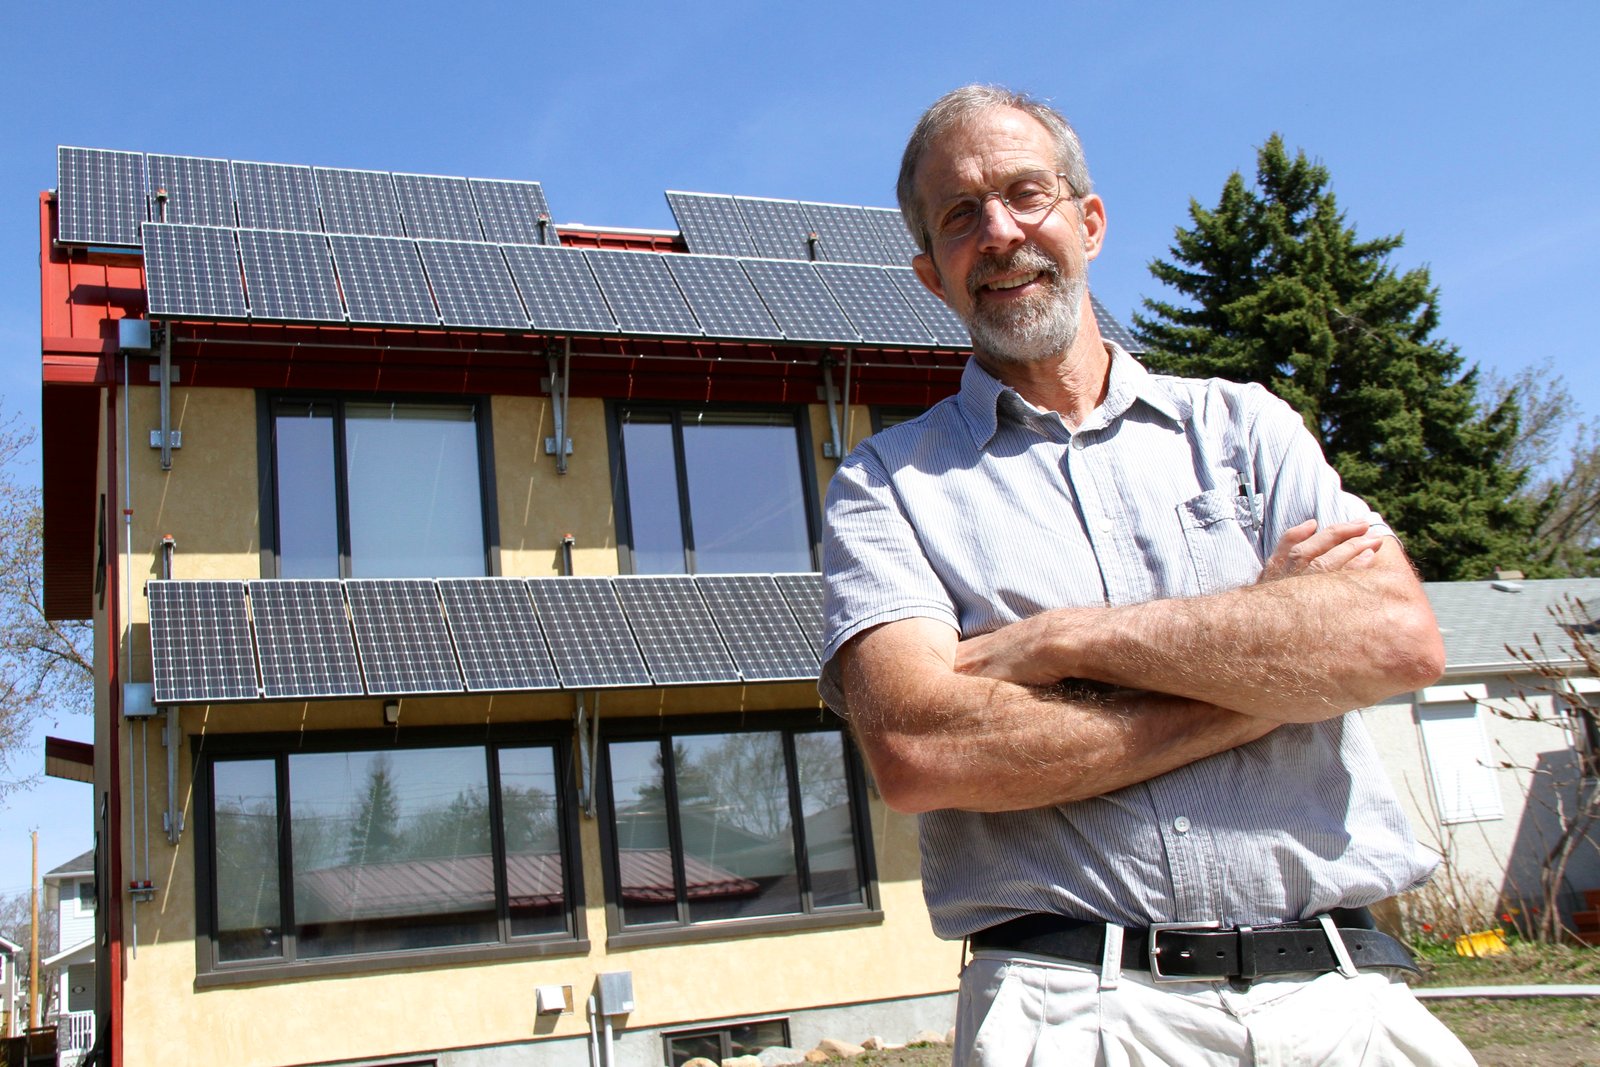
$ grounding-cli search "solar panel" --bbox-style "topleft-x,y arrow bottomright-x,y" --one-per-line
502,245 -> 617,334
886,267 -> 971,348
438,578 -> 560,692
56,147 -> 146,246
526,578 -> 651,689
802,202 -> 891,265
470,178 -> 561,246
237,229 -> 345,322
141,223 -> 249,320
735,197 -> 815,260
328,235 -> 440,326
613,576 -> 739,685
582,249 -> 702,337
1090,293 -> 1143,355
694,575 -> 818,682
663,255 -> 781,340
866,206 -> 922,265
146,154 -> 234,227
147,580 -> 259,704
665,191 -> 757,257
814,263 -> 935,346
415,240 -> 530,329
393,173 -> 483,242
345,579 -> 464,696
313,167 -> 406,237
772,573 -> 825,657
738,259 -> 858,343
247,580 -> 364,699
231,161 -> 322,232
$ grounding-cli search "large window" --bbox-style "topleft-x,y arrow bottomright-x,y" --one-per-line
197,730 -> 581,978
601,716 -> 874,939
267,396 -> 492,578
615,407 -> 817,574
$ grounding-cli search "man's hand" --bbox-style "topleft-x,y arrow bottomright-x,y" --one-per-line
1259,519 -> 1382,581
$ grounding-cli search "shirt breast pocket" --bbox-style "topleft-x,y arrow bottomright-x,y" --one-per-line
1177,487 -> 1263,595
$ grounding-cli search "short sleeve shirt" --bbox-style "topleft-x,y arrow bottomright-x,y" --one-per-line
820,346 -> 1435,938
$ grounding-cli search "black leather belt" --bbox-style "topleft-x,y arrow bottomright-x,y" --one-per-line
970,908 -> 1419,980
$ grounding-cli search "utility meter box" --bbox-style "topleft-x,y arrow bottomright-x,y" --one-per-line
597,971 -> 634,1015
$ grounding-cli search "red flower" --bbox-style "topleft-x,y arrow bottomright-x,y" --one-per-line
1501,913 -> 1513,923
1421,923 -> 1434,932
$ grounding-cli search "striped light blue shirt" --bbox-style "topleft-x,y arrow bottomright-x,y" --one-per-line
821,345 -> 1435,939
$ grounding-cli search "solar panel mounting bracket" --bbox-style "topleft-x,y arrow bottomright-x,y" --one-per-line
543,343 -> 574,474
819,349 -> 854,460
574,690 -> 599,818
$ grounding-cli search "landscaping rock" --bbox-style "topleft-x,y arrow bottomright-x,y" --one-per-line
756,1047 -> 807,1066
681,1060 -> 717,1067
802,1052 -> 830,1064
911,1029 -> 948,1046
722,1056 -> 761,1067
815,1038 -> 865,1058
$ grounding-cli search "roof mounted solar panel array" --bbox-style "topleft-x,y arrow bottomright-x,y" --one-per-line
394,173 -> 483,242
470,178 -> 561,246
1090,293 -> 1142,354
668,190 -> 919,267
237,229 -> 345,322
814,263 -> 935,346
802,202 -> 890,265
867,206 -> 922,264
663,255 -> 782,340
141,223 -> 249,320
147,580 -> 259,704
314,167 -> 406,237
415,240 -> 530,329
231,161 -> 322,232
740,259 -> 858,343
737,197 -> 817,261
56,147 -> 147,246
886,267 -> 971,347
502,245 -> 617,334
665,191 -> 758,257
247,579 -> 364,699
582,249 -> 702,336
328,235 -> 441,326
146,154 -> 235,227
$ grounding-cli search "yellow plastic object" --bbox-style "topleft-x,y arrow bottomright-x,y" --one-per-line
1454,928 -> 1509,957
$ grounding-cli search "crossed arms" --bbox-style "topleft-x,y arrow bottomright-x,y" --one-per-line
835,520 -> 1446,814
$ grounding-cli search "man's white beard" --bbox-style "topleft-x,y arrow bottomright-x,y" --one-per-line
962,245 -> 1086,365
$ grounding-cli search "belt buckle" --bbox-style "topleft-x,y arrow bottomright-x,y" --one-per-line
1148,920 -> 1222,982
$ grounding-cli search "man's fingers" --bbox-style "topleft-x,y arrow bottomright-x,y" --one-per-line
1262,521 -> 1374,580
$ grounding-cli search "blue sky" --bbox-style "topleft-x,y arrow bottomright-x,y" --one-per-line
1,0 -> 1595,890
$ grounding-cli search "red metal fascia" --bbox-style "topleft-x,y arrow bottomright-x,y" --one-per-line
40,194 -> 146,359
101,390 -> 124,1067
557,228 -> 686,253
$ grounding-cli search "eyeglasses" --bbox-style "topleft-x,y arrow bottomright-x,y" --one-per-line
925,171 -> 1075,245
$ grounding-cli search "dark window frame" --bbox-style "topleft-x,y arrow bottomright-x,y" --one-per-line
606,402 -> 823,575
256,391 -> 502,579
662,1017 -> 791,1067
596,710 -> 879,948
191,724 -> 586,986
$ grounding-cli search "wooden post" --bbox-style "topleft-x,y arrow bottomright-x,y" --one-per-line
28,831 -> 39,1032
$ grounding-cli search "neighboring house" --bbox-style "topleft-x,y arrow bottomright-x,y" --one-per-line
1,933 -> 20,1039
41,851 -> 96,1067
44,148 -> 1135,1067
1365,578 -> 1600,930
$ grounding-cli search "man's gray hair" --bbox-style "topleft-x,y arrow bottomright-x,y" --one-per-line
896,85 -> 1094,253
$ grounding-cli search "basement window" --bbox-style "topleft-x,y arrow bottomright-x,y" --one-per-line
664,1018 -> 790,1067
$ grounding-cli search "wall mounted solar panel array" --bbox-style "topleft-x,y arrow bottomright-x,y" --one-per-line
144,575 -> 829,704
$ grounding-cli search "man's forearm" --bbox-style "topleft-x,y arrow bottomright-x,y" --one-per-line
954,539 -> 1444,723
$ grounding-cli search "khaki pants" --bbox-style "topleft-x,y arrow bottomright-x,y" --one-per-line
955,951 -> 1477,1066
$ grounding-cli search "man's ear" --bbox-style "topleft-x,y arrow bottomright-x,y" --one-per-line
1078,194 -> 1107,262
912,251 -> 947,303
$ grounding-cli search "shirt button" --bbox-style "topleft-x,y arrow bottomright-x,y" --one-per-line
1173,816 -> 1191,834
1097,518 -> 1114,533
1070,435 -> 1087,450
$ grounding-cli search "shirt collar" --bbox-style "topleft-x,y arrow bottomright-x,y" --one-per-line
956,341 -> 1187,448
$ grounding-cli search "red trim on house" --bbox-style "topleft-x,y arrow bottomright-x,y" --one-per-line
103,389 -> 123,1067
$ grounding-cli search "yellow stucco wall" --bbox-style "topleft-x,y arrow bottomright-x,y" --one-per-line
104,381 -> 956,1067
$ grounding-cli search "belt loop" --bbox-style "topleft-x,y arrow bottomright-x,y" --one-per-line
1236,924 -> 1257,980
1098,923 -> 1124,990
1316,914 -> 1359,978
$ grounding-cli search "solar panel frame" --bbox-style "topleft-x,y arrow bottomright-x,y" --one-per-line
237,229 -> 346,322
393,172 -> 484,242
886,267 -> 972,348
470,178 -> 561,246
1090,292 -> 1144,355
141,223 -> 249,320
328,234 -> 441,326
526,578 -> 651,689
665,191 -> 758,257
231,160 -> 323,232
866,206 -> 923,265
738,258 -> 859,343
612,576 -> 739,686
147,580 -> 260,704
345,579 -> 465,696
582,249 -> 702,337
814,262 -> 937,346
735,197 -> 815,260
694,575 -> 819,682
247,579 -> 365,700
313,167 -> 406,237
772,573 -> 825,658
502,244 -> 618,334
663,255 -> 782,340
437,578 -> 561,692
56,147 -> 147,246
801,202 -> 892,265
415,240 -> 530,329
146,154 -> 235,227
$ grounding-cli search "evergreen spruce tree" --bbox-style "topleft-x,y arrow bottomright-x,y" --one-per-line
1135,136 -> 1534,581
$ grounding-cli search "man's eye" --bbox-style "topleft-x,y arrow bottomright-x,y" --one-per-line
1006,185 -> 1052,212
937,200 -> 978,232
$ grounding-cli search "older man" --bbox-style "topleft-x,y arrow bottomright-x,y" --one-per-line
820,86 -> 1474,1065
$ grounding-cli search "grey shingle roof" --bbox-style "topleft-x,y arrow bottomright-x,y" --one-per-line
45,848 -> 94,878
1424,578 -> 1600,674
